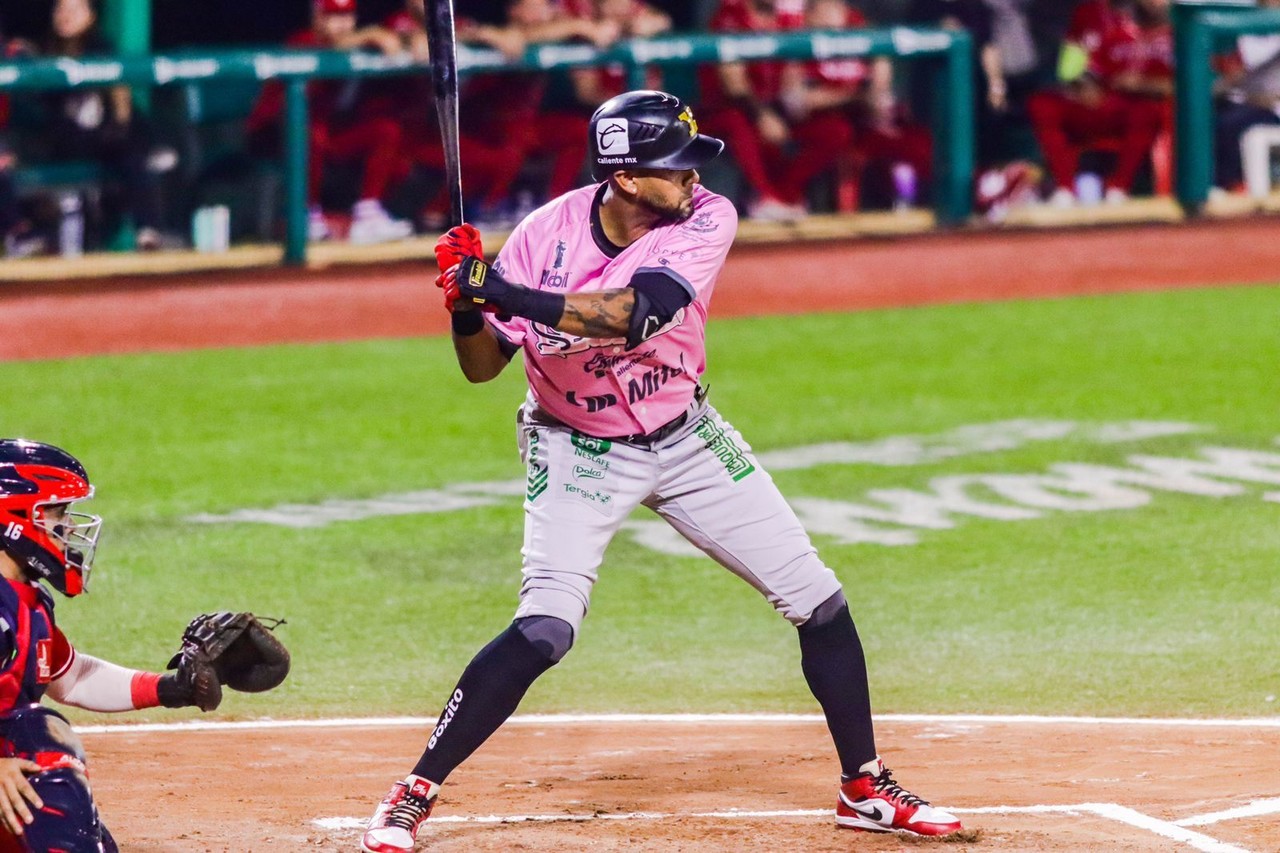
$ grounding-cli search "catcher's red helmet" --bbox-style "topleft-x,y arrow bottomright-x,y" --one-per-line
0,439 -> 101,596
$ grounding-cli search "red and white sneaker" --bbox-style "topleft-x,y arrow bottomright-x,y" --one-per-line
361,775 -> 439,853
836,757 -> 962,836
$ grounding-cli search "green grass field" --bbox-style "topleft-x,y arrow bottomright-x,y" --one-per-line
3,284 -> 1278,723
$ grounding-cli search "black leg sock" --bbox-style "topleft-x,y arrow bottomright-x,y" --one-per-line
413,624 -> 557,783
798,603 -> 877,777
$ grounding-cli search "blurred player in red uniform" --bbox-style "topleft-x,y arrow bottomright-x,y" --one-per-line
704,0 -> 894,220
0,440 -> 223,853
533,0 -> 672,200
368,0 -> 530,228
783,0 -> 932,210
452,0 -> 622,224
1028,0 -> 1172,205
245,0 -> 413,243
1061,0 -> 1127,67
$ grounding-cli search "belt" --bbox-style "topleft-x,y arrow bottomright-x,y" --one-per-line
615,411 -> 689,447
613,384 -> 708,447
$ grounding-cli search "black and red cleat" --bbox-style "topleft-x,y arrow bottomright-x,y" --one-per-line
836,757 -> 962,836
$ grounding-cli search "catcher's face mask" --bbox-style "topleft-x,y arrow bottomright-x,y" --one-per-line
34,500 -> 102,595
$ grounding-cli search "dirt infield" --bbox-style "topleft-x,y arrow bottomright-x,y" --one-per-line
3,218 -> 1280,360
5,219 -> 1280,851
83,716 -> 1280,851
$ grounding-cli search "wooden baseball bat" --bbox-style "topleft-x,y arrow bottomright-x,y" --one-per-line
425,0 -> 464,228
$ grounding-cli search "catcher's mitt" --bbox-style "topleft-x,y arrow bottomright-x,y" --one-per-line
165,612 -> 290,711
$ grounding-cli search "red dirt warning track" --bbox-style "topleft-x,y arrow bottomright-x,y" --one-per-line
2,218 -> 1279,360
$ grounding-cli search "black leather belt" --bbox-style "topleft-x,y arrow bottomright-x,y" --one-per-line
616,411 -> 690,447
614,384 -> 708,446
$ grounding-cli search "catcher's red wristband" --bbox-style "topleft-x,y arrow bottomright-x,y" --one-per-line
130,671 -> 162,709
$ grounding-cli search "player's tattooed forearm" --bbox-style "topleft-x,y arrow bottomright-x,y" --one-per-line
565,290 -> 634,338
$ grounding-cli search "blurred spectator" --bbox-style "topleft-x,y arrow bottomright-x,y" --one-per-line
450,0 -> 622,224
366,0 -> 527,228
986,0 -> 1037,94
245,0 -> 413,244
1,29 -> 39,258
1213,0 -> 1280,193
778,0 -> 933,210
0,108 -> 41,258
983,0 -> 1043,160
907,0 -> 1012,166
701,0 -> 861,221
1056,0 -> 1127,82
20,0 -> 180,251
556,0 -> 672,106
1027,0 -> 1172,205
534,0 -> 673,199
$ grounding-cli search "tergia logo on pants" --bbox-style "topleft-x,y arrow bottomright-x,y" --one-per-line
427,689 -> 464,749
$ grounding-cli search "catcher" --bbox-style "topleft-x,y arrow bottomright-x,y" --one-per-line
0,438 -> 290,852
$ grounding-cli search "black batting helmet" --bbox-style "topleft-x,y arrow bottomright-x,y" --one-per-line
588,90 -> 724,181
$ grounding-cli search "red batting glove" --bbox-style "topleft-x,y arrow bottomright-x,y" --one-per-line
436,264 -> 462,313
435,262 -> 497,314
434,223 -> 484,272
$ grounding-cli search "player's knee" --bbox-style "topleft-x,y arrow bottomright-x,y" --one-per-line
24,766 -> 108,853
0,705 -> 106,852
0,705 -> 87,767
513,615 -> 575,663
797,590 -> 850,635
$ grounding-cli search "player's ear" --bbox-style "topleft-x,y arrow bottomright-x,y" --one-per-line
611,171 -> 643,199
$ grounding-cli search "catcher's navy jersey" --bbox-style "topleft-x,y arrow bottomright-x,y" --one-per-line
0,578 -> 74,709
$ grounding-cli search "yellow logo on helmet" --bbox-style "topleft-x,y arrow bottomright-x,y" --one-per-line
678,107 -> 698,137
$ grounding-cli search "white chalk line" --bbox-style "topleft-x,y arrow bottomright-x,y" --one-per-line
70,713 -> 1274,850
71,712 -> 1280,735
1175,798 -> 1280,826
314,803 -> 1253,853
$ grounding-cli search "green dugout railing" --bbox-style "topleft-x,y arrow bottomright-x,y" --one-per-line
1174,3 -> 1280,213
0,28 -> 973,265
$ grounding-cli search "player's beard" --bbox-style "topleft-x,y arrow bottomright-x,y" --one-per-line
639,192 -> 694,223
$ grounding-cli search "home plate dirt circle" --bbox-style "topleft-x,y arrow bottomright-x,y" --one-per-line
78,714 -> 1280,852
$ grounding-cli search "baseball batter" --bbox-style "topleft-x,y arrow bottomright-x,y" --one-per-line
361,90 -> 961,853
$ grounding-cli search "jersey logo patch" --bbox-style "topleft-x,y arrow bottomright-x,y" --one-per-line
682,211 -> 719,234
694,416 -> 757,482
36,638 -> 52,683
526,432 -> 548,502
566,390 -> 618,413
570,433 -> 613,455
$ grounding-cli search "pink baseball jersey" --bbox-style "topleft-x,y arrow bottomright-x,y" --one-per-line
487,183 -> 738,438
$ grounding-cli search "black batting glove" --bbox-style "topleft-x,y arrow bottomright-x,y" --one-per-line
456,256 -> 564,327
455,255 -> 515,312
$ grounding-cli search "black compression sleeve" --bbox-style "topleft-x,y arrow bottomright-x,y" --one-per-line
501,286 -> 565,328
451,310 -> 485,336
